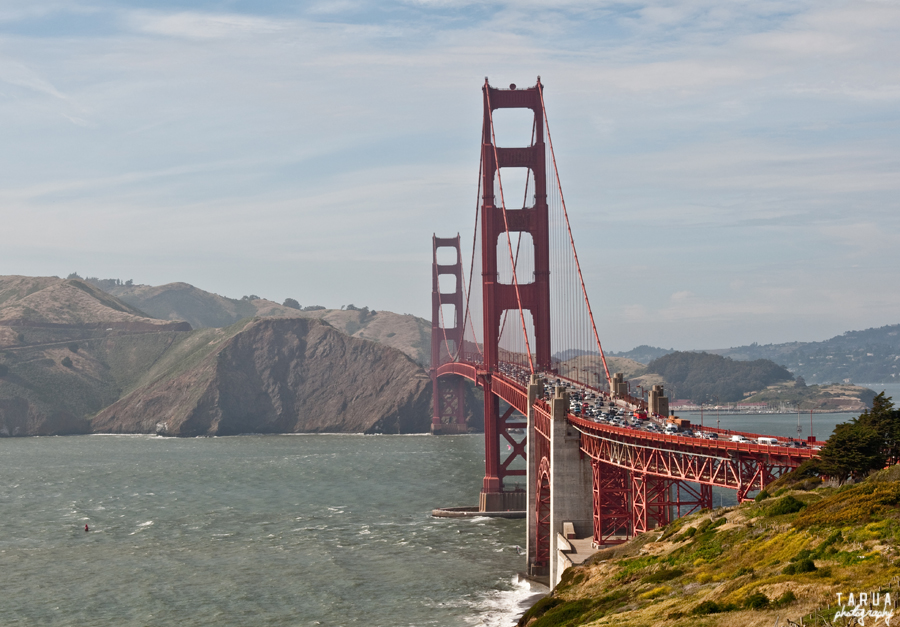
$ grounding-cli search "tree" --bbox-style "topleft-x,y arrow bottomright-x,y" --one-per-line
817,422 -> 885,482
283,298 -> 301,310
854,393 -> 900,465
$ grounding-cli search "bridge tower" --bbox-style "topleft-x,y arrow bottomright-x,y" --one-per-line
480,78 -> 552,512
430,235 -> 468,435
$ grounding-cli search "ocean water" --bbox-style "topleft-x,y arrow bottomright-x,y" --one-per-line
0,434 -> 543,627
7,388 -> 899,626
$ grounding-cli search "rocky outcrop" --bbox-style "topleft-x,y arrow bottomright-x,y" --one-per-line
92,317 -> 433,436
0,397 -> 90,436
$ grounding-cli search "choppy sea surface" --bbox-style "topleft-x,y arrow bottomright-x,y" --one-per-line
0,434 -> 543,627
5,386 -> 899,626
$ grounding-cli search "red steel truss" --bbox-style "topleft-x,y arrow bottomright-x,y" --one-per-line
592,461 -> 630,545
573,415 -> 810,502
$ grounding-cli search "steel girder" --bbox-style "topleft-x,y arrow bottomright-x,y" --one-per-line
578,429 -> 796,500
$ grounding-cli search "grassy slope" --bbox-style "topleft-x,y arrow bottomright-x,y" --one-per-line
521,468 -> 900,627
99,281 -> 432,366
743,381 -> 876,411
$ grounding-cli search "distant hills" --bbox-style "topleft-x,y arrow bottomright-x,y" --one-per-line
0,275 -> 432,436
610,325 -> 900,385
2,272 -> 894,436
77,275 -> 431,366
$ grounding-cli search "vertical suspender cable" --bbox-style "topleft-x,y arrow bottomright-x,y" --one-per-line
538,82 -> 612,391
460,122 -> 485,363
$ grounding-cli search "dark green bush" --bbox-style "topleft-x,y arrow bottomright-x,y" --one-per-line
790,549 -> 813,563
67,342 -> 79,353
795,558 -> 817,573
775,591 -> 796,607
735,567 -> 755,577
767,495 -> 807,516
61,356 -> 73,368
692,601 -> 722,615
783,558 -> 816,575
691,600 -> 737,615
755,489 -> 771,502
745,592 -> 770,609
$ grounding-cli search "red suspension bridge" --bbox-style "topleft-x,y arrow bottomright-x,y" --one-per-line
430,78 -> 821,587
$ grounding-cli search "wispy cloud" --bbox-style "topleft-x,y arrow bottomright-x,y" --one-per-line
0,0 -> 896,349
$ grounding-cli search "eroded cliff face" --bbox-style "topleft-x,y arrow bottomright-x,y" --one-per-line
92,318 -> 432,436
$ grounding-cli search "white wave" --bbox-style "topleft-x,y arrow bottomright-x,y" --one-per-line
465,576 -> 549,627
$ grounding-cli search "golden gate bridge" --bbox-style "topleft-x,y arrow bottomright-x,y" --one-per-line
430,77 -> 821,587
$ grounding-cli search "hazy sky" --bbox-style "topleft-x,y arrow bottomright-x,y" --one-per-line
1,1 -> 898,352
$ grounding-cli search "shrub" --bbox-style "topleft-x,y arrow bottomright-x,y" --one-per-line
745,592 -> 770,609
735,567 -> 755,577
755,489 -> 771,502
795,558 -> 817,573
775,591 -> 796,607
61,356 -> 73,368
67,342 -> 79,353
17,333 -> 25,342
692,600 -> 722,615
767,495 -> 807,516
783,558 -> 816,575
674,526 -> 696,542
793,481 -> 900,528
282,298 -> 301,310
696,519 -> 713,534
638,586 -> 670,600
790,549 -> 813,563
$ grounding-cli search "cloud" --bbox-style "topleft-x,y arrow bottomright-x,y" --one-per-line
124,11 -> 287,40
0,58 -> 68,99
0,0 -> 897,347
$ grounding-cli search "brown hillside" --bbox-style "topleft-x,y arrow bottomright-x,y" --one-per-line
91,317 -> 432,436
98,281 -> 431,365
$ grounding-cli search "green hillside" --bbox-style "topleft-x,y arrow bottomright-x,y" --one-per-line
519,467 -> 900,627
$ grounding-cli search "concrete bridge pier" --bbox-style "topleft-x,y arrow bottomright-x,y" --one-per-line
525,375 -> 542,579
548,386 -> 594,589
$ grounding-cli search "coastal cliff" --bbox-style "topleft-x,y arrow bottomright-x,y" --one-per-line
0,275 -> 433,436
92,317 -> 432,435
